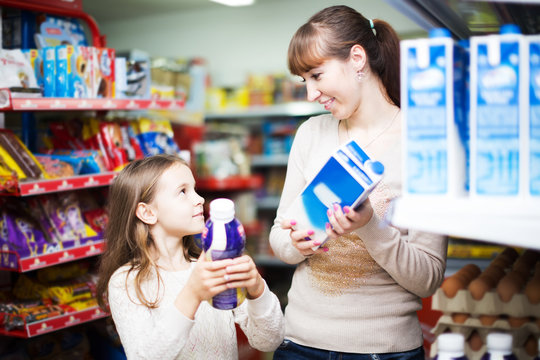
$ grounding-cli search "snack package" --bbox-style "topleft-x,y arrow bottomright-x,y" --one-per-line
0,129 -> 47,180
0,49 -> 39,90
137,117 -> 181,156
92,47 -> 115,98
22,49 -> 44,94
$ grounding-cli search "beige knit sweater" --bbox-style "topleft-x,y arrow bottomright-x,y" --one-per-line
269,113 -> 447,353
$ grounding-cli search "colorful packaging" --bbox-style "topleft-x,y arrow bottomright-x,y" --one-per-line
470,24 -> 528,196
283,140 -> 384,250
400,28 -> 468,197
43,47 -> 56,97
92,47 -> 115,98
55,45 -> 71,97
71,46 -> 93,98
22,49 -> 44,94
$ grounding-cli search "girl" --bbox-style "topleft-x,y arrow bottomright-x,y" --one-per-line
270,5 -> 448,359
97,154 -> 284,359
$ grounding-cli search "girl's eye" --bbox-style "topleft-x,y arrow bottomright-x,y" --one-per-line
311,73 -> 321,80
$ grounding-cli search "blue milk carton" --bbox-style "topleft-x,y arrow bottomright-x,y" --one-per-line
283,140 -> 384,250
400,28 -> 468,197
55,45 -> 71,97
470,24 -> 528,197
528,35 -> 540,198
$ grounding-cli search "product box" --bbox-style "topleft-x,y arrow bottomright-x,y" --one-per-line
400,28 -> 468,197
22,49 -> 44,93
93,47 -> 115,98
71,45 -> 93,98
528,35 -> 540,197
55,45 -> 71,97
43,47 -> 56,97
283,140 -> 384,249
470,24 -> 528,197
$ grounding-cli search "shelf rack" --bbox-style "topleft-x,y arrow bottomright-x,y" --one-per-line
389,197 -> 540,251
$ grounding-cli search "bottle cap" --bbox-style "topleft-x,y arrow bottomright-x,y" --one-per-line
500,24 -> 521,35
486,333 -> 513,354
209,198 -> 235,222
437,333 -> 465,355
429,28 -> 451,38
369,161 -> 385,175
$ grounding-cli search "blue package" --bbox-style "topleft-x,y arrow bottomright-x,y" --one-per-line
284,140 -> 384,249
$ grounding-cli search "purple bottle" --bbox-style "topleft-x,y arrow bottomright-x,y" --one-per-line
202,198 -> 246,310
434,333 -> 469,360
480,333 -> 517,360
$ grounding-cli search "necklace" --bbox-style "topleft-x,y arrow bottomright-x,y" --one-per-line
345,108 -> 400,148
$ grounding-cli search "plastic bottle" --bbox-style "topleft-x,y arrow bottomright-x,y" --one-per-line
434,333 -> 469,360
202,198 -> 246,310
480,333 -> 517,360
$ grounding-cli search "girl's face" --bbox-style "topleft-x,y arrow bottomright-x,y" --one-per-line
301,58 -> 360,120
151,163 -> 205,238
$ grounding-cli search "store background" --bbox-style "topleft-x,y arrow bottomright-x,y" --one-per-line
83,0 -> 426,88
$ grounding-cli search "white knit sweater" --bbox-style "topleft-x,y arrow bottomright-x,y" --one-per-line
269,114 -> 448,353
108,262 -> 284,359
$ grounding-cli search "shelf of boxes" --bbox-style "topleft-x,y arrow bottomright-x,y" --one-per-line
0,306 -> 109,338
0,238 -> 105,272
0,89 -> 185,112
1,172 -> 117,196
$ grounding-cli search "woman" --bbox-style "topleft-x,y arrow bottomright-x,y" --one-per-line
270,5 -> 447,359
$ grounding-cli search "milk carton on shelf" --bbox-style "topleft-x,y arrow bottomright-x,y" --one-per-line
470,24 -> 528,197
528,35 -> 540,198
283,140 -> 384,250
400,28 -> 468,197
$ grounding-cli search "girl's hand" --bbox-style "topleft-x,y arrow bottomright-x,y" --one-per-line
223,255 -> 264,299
325,200 -> 374,240
281,219 -> 328,256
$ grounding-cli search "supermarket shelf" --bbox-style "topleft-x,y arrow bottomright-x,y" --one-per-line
196,174 -> 263,191
251,154 -> 289,167
205,101 -> 327,119
389,197 -> 540,250
0,238 -> 104,272
383,0 -> 540,39
257,196 -> 280,210
1,172 -> 117,196
0,89 -> 185,112
0,306 -> 108,338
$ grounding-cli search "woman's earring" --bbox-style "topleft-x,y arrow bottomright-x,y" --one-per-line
356,71 -> 365,82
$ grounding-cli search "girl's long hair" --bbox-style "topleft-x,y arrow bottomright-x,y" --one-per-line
97,154 -> 201,310
287,5 -> 401,107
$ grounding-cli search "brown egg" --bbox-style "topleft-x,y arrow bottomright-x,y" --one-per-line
491,247 -> 519,269
468,331 -> 483,351
468,275 -> 494,300
459,264 -> 482,283
525,277 -> 540,304
479,314 -> 499,326
442,276 -> 466,298
497,271 -> 526,302
508,316 -> 529,328
524,335 -> 538,356
484,264 -> 506,284
451,313 -> 470,324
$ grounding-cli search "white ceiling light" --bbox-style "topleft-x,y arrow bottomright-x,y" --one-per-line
210,0 -> 255,6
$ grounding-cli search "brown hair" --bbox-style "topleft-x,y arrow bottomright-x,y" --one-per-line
96,154 -> 201,310
287,5 -> 401,107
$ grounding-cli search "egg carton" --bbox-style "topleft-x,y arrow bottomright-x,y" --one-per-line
432,288 -> 540,317
432,314 -> 540,348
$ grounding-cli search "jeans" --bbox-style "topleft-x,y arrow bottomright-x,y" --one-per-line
273,339 -> 425,360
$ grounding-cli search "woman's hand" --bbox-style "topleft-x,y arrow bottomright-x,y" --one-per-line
325,199 -> 374,240
281,219 -> 329,256
223,255 -> 264,299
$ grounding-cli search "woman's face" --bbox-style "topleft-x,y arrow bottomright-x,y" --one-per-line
151,163 -> 205,238
300,58 -> 360,120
